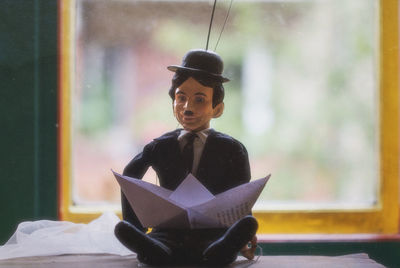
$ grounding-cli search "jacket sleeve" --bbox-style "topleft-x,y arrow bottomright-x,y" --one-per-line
233,142 -> 253,217
120,142 -> 154,231
230,140 -> 251,186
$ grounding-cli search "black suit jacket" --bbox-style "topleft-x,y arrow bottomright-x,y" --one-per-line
121,129 -> 251,230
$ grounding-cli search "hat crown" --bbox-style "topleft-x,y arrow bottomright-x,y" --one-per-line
181,49 -> 224,75
167,49 -> 229,83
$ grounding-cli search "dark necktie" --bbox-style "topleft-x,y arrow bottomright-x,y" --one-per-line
182,132 -> 197,175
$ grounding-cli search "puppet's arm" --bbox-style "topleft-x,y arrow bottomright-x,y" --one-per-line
121,143 -> 153,231
229,140 -> 251,186
231,141 -> 258,258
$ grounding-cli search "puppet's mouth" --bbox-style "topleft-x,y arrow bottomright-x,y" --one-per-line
183,115 -> 196,121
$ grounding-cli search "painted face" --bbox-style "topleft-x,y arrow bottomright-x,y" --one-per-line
173,77 -> 222,132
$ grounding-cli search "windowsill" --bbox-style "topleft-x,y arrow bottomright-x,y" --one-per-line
257,234 -> 400,267
258,233 -> 400,243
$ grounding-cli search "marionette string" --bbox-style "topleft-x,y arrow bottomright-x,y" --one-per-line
206,0 -> 234,51
206,0 -> 217,51
255,245 -> 263,262
214,0 -> 234,51
240,245 -> 263,268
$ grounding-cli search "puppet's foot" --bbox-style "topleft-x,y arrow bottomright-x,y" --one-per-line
115,221 -> 172,265
202,216 -> 258,265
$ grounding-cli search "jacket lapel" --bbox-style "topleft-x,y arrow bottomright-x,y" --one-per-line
156,128 -> 183,163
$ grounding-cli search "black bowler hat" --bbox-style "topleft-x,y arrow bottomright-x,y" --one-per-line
167,49 -> 230,83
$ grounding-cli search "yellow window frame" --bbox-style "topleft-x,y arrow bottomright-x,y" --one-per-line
59,0 -> 399,234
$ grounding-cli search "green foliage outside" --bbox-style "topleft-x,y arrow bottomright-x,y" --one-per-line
75,0 -> 378,206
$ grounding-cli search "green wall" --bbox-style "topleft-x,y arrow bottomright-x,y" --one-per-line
0,1 -> 58,244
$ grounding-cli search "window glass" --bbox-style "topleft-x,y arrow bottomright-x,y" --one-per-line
72,0 -> 378,210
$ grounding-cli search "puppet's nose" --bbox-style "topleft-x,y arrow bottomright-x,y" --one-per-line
183,100 -> 194,111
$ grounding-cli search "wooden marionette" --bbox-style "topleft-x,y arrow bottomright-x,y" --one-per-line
114,0 -> 259,265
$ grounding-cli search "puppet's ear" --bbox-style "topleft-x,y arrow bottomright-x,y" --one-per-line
172,101 -> 177,117
213,102 -> 224,118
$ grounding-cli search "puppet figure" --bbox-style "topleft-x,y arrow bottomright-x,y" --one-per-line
115,49 -> 258,266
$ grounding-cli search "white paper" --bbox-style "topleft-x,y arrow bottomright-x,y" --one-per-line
169,174 -> 215,207
113,170 -> 270,229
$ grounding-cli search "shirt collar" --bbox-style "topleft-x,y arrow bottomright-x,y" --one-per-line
178,128 -> 211,144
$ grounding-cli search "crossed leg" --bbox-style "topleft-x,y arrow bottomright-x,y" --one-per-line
115,215 -> 258,266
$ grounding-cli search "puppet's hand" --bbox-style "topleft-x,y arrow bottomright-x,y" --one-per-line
240,235 -> 257,260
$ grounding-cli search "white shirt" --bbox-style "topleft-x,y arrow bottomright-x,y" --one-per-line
178,128 -> 211,176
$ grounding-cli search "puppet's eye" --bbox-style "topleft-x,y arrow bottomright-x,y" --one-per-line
194,96 -> 205,103
176,95 -> 186,103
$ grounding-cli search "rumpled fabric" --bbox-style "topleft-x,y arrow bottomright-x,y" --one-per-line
0,212 -> 133,260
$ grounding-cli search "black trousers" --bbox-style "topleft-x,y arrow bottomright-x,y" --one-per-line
140,228 -> 236,265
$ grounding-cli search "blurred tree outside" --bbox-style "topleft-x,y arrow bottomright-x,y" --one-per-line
72,0 -> 378,210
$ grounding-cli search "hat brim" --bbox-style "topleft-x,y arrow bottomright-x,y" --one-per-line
167,65 -> 230,83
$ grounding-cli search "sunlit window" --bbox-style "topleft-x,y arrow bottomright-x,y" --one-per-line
71,0 -> 378,210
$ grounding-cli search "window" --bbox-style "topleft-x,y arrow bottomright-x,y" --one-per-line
59,0 -> 399,233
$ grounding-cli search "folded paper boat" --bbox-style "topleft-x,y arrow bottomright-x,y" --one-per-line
113,171 -> 270,229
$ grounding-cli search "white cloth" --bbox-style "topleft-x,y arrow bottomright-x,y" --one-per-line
0,212 -> 133,260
